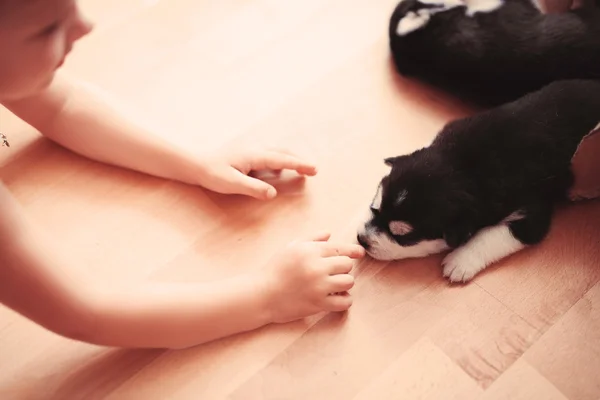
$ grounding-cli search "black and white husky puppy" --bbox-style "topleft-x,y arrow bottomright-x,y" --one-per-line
357,79 -> 600,283
388,0 -> 600,106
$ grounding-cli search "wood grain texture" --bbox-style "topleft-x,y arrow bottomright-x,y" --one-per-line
1,1 -> 599,399
524,282 -> 600,400
480,359 -> 569,400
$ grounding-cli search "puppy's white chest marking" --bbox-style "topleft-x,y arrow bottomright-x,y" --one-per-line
395,0 -> 504,36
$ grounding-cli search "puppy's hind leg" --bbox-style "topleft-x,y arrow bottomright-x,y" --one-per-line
442,205 -> 552,283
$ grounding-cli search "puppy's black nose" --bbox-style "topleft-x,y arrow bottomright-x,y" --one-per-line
356,233 -> 370,250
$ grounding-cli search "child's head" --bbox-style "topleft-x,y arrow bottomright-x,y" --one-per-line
0,0 -> 93,101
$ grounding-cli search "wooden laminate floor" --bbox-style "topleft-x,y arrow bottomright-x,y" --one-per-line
1,1 -> 599,399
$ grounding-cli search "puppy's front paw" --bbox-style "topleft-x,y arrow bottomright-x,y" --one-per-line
442,250 -> 483,283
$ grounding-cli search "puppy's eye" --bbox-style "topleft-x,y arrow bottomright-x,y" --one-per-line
370,206 -> 379,216
389,220 -> 413,236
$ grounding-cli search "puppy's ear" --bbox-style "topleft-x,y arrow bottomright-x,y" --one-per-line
384,156 -> 399,167
384,155 -> 408,166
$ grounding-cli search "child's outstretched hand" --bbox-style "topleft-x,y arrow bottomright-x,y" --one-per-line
260,232 -> 365,324
197,147 -> 318,200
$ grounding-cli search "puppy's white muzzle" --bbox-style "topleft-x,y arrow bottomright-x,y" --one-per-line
357,225 -> 449,261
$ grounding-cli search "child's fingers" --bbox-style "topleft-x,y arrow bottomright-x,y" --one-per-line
290,232 -> 331,248
311,232 -> 332,242
319,242 -> 365,259
267,148 -> 317,175
231,172 -> 278,200
323,256 -> 354,275
301,231 -> 331,242
326,274 -> 355,292
250,151 -> 318,176
323,292 -> 353,312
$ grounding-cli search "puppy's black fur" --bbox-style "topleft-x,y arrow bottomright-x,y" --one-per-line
377,79 -> 600,253
388,0 -> 600,106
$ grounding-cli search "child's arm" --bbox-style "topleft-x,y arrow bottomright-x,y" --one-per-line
0,182 -> 362,349
1,73 -> 317,200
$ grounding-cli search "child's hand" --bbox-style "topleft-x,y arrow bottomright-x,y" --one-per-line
261,232 -> 365,324
197,147 -> 318,200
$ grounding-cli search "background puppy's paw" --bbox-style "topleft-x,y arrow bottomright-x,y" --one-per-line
441,251 -> 482,283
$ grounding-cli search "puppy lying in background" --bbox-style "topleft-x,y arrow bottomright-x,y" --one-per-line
357,79 -> 600,283
388,0 -> 600,106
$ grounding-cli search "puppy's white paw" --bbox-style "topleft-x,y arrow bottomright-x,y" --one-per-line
441,250 -> 483,283
441,223 -> 527,283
